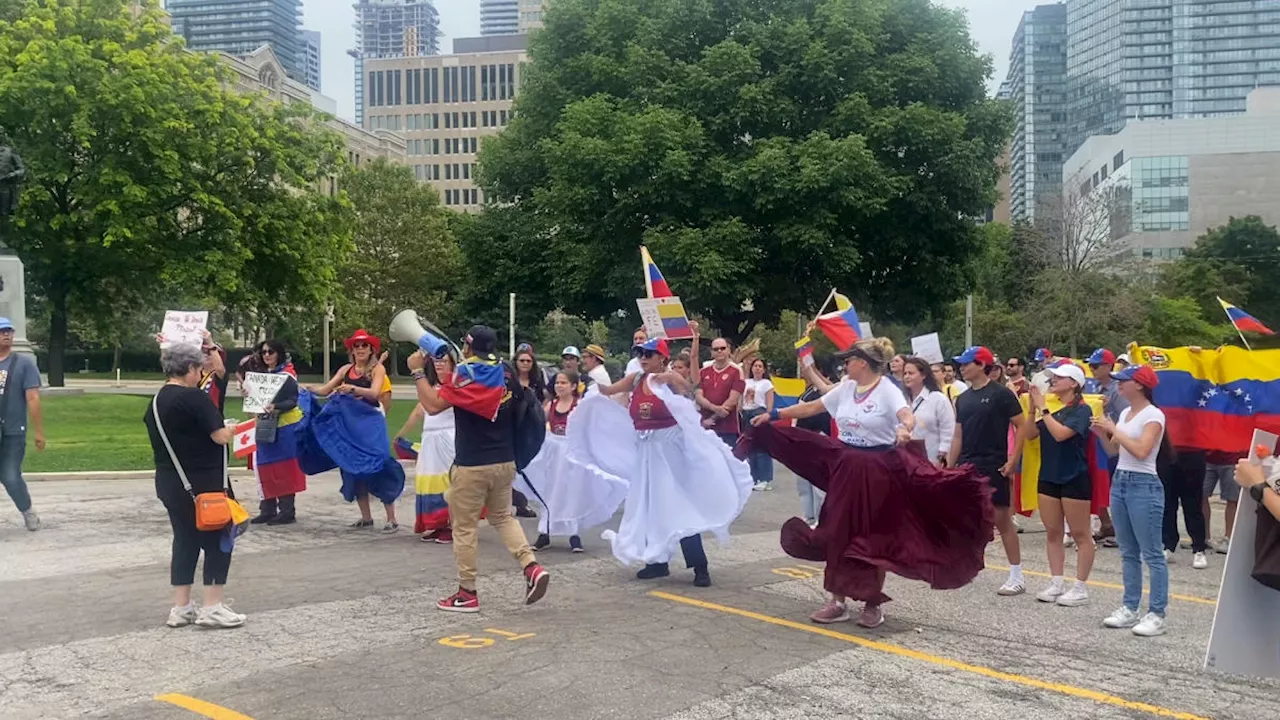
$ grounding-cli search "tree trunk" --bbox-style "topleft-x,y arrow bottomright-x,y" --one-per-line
48,285 -> 68,387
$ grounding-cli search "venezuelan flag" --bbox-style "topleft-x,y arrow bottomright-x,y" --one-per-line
1012,394 -> 1111,516
1219,297 -> 1275,335
816,306 -> 862,351
772,377 -> 806,411
440,359 -> 508,421
640,246 -> 673,298
1129,344 -> 1280,455
393,436 -> 420,461
794,336 -> 814,360
656,297 -> 693,339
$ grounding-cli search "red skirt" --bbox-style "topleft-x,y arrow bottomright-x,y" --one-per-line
738,424 -> 995,604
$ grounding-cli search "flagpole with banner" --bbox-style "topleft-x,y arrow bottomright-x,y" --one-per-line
1218,296 -> 1254,351
813,288 -> 837,321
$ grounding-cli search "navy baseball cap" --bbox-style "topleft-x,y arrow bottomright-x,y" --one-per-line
1087,348 -> 1116,366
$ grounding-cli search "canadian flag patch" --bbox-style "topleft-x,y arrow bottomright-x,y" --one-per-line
232,419 -> 257,458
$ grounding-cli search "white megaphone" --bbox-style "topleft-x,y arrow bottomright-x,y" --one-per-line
389,309 -> 453,359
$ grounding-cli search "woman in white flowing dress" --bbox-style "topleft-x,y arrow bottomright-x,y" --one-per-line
568,338 -> 753,587
519,371 -> 628,553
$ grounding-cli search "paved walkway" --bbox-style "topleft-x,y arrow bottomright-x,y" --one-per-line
1,470 -> 1275,720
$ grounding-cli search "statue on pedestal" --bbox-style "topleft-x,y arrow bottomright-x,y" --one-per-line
0,132 -> 35,357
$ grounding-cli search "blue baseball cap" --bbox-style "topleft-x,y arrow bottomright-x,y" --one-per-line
0,317 -> 14,331
1033,348 -> 1053,363
1087,348 -> 1116,366
953,346 -> 995,366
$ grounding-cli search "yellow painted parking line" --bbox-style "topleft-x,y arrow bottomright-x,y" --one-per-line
649,591 -> 1210,720
985,564 -> 1218,606
154,693 -> 254,720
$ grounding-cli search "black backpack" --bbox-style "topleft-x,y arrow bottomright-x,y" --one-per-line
503,362 -> 546,472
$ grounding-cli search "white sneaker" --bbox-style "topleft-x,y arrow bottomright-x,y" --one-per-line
166,604 -> 197,628
1215,537 -> 1230,555
1036,582 -> 1065,603
22,509 -> 40,531
997,577 -> 1026,596
196,602 -> 246,629
762,482 -> 773,491
1132,612 -> 1167,637
1056,583 -> 1090,607
1103,606 -> 1140,628
752,483 -> 766,492
1192,552 -> 1208,569
1163,549 -> 1174,563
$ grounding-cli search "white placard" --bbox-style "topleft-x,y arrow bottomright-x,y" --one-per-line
859,322 -> 873,340
910,332 -> 944,364
636,298 -> 666,339
241,372 -> 288,415
159,310 -> 208,349
1205,430 -> 1280,679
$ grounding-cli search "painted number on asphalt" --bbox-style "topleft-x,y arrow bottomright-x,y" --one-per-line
771,565 -> 824,579
437,627 -> 536,649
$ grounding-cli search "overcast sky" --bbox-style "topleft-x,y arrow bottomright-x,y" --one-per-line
306,0 -> 1043,122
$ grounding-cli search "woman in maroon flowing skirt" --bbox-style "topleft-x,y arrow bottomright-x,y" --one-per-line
745,337 -> 995,628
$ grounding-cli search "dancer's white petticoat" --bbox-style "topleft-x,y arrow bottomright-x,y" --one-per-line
567,382 -> 753,566
514,433 -> 628,537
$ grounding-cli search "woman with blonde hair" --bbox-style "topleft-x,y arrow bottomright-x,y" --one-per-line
747,336 -> 993,628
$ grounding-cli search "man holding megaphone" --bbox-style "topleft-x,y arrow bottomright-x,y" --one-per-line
400,318 -> 550,614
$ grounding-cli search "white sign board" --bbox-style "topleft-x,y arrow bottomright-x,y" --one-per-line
241,372 -> 288,415
911,332 -> 944,364
159,310 -> 208,349
1205,430 -> 1280,680
636,298 -> 665,339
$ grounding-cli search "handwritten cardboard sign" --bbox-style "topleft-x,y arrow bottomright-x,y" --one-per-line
911,332 -> 944,364
160,311 -> 208,349
242,372 -> 288,415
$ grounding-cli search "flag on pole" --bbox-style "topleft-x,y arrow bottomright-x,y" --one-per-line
834,293 -> 853,311
794,335 -> 814,360
232,419 -> 257,459
816,305 -> 863,351
640,246 -> 673,298
1218,297 -> 1275,335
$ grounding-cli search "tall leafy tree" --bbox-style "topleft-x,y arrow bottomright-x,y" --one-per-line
0,0 -> 351,384
1160,215 -> 1280,334
476,0 -> 1010,343
336,158 -> 462,344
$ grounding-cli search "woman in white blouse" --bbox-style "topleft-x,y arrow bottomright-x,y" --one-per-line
902,357 -> 955,467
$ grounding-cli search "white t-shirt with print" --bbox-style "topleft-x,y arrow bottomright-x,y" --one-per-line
821,377 -> 908,448
742,378 -> 774,411
1114,404 -> 1166,475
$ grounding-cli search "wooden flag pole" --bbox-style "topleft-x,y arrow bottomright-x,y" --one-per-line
813,288 -> 837,321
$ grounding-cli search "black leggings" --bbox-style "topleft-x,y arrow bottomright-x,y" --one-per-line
1163,450 -> 1208,554
163,493 -> 233,586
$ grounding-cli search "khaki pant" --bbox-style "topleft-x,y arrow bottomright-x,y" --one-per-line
446,462 -> 536,591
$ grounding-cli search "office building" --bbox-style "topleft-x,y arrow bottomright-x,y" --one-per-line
301,29 -> 321,91
1064,87 -> 1280,260
352,0 -> 442,125
363,36 -> 528,210
167,0 -> 304,82
1065,0 -> 1280,155
481,0 -> 519,35
1005,3 -> 1068,222
518,0 -> 547,33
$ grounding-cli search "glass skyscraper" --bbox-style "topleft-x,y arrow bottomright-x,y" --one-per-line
166,0 -> 304,82
1065,0 -> 1280,156
1007,4 -> 1069,222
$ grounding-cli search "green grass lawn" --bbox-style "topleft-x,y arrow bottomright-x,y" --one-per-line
24,394 -> 418,473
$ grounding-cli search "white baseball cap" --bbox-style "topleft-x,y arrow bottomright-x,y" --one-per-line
561,346 -> 581,359
1046,363 -> 1086,387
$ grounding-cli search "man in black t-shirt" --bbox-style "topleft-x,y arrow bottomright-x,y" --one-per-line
410,325 -> 549,615
948,346 -> 1029,597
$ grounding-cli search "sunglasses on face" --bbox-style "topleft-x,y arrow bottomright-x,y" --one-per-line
711,346 -> 728,352
261,349 -> 277,356
517,358 -> 532,363
352,342 -> 371,349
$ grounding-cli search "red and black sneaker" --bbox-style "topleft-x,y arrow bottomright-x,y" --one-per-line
523,563 -> 550,605
433,529 -> 453,545
437,587 -> 479,613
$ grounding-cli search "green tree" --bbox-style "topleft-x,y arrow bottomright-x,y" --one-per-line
1139,296 -> 1230,349
336,158 -> 461,348
0,0 -> 351,384
476,0 -> 1010,344
1160,216 -> 1280,332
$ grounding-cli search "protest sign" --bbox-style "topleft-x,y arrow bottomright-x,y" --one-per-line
242,372 -> 288,415
911,332 -> 944,364
160,311 -> 208,349
636,297 -> 694,340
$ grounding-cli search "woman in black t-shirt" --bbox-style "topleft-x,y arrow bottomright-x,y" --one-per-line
144,343 -> 243,630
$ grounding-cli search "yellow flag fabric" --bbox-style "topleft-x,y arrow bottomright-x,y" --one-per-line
1015,394 -> 1105,513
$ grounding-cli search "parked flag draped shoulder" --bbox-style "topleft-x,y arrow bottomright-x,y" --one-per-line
1218,297 -> 1275,335
1012,394 -> 1111,517
816,305 -> 862,351
440,358 -> 508,421
640,246 -> 673,298
1128,344 -> 1280,455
